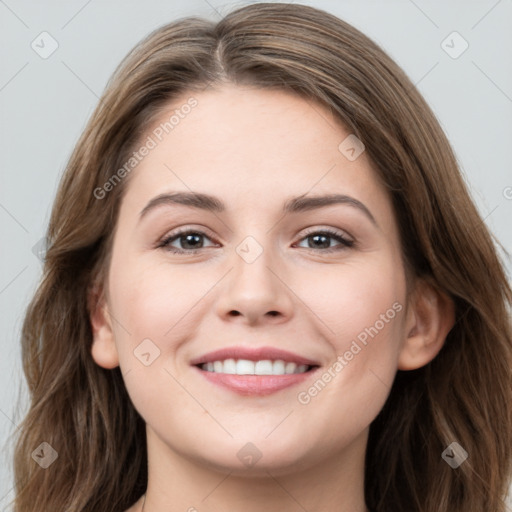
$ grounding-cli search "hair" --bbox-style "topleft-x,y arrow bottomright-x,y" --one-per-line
10,3 -> 511,511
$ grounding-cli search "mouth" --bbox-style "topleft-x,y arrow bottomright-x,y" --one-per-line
196,359 -> 317,375
190,346 -> 320,396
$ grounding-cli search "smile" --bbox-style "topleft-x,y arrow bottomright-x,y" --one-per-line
190,346 -> 320,395
199,359 -> 312,375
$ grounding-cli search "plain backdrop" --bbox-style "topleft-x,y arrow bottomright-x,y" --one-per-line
1,0 -> 511,510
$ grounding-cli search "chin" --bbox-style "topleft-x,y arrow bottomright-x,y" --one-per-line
185,437 -> 316,476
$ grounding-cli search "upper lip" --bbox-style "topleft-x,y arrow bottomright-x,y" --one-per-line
190,346 -> 320,366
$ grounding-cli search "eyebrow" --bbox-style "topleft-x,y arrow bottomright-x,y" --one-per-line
139,191 -> 378,227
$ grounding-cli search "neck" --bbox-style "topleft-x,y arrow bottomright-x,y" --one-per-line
139,426 -> 370,512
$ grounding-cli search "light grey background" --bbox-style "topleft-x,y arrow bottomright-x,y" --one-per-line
1,0 -> 511,510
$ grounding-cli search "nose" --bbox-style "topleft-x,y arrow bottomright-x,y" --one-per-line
215,242 -> 295,326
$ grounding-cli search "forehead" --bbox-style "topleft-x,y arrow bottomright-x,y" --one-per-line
120,84 -> 393,226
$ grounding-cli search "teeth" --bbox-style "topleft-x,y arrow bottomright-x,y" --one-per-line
273,360 -> 285,374
285,362 -> 296,374
254,360 -> 273,375
236,359 -> 254,375
223,358 -> 236,374
200,358 -> 311,375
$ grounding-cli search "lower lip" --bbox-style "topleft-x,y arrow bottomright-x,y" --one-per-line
193,366 -> 318,396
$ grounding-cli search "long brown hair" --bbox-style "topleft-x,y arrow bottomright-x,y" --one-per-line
11,3 -> 512,511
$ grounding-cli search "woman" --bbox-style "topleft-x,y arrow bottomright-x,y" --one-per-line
12,3 -> 512,511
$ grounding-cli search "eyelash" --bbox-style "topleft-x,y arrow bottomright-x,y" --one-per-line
157,227 -> 355,255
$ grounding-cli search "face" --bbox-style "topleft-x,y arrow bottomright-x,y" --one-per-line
93,84 -> 412,475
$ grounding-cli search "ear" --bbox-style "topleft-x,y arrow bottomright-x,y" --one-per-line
398,279 -> 455,370
88,283 -> 119,369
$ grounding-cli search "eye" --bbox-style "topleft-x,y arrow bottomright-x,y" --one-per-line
158,228 -> 217,254
157,227 -> 354,255
294,228 -> 354,253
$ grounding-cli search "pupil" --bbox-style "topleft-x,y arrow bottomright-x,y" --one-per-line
183,233 -> 202,249
311,234 -> 329,248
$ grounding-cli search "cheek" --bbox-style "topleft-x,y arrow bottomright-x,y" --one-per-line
108,256 -> 210,356
300,257 -> 405,345
107,257 -> 205,415
296,256 -> 406,401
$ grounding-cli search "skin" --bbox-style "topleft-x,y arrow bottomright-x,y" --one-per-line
89,84 -> 455,512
